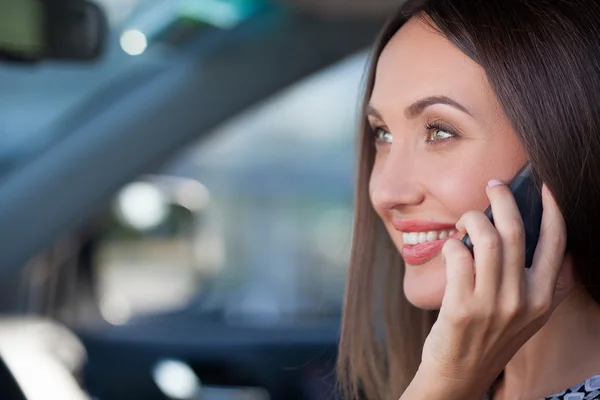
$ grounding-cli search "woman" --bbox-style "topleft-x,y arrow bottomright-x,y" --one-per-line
337,0 -> 600,399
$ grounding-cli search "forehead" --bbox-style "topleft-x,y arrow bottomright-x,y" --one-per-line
371,16 -> 492,119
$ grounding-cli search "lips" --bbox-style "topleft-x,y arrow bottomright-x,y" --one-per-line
391,218 -> 456,233
391,218 -> 461,265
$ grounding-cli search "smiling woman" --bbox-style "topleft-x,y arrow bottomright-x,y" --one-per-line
338,1 -> 600,400
368,16 -> 526,310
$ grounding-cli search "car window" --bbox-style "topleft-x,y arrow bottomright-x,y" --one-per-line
0,0 -> 272,177
93,51 -> 367,324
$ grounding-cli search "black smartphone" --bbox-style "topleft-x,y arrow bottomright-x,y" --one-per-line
461,163 -> 543,269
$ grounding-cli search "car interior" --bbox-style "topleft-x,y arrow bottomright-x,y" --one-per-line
0,0 -> 390,399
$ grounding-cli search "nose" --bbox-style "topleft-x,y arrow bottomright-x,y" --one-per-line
369,152 -> 426,213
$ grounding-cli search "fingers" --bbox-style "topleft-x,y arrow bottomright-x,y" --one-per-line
529,184 -> 567,303
426,182 -> 567,388
442,238 -> 475,303
444,180 -> 566,321
484,181 -> 526,292
456,209 -> 503,295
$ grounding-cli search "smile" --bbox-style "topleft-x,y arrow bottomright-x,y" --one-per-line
391,219 -> 462,265
402,229 -> 458,245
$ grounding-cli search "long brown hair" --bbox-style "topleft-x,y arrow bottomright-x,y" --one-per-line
337,0 -> 600,399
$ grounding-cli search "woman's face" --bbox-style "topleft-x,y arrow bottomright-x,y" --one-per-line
368,16 -> 527,310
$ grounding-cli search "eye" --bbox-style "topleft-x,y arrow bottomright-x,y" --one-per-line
374,128 -> 392,145
425,122 -> 458,144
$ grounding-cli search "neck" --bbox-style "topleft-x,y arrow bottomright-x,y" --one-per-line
495,288 -> 600,400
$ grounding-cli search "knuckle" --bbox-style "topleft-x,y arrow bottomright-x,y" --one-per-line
479,232 -> 501,252
503,221 -> 525,245
530,297 -> 552,320
447,306 -> 473,326
501,297 -> 526,320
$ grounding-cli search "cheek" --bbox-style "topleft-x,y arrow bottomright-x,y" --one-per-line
432,170 -> 491,216
425,144 -> 525,217
368,158 -> 386,215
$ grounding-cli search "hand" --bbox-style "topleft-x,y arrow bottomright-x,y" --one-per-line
420,181 -> 569,398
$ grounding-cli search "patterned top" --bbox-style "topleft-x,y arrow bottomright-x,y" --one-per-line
484,374 -> 600,400
543,374 -> 600,400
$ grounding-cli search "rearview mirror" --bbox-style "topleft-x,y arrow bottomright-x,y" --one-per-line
0,0 -> 108,62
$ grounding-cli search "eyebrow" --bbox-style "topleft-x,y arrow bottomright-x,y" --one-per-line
367,95 -> 473,120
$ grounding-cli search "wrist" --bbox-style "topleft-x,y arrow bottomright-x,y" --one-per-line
400,364 -> 489,400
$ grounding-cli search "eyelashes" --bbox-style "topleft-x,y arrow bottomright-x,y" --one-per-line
370,119 -> 461,148
424,120 -> 459,144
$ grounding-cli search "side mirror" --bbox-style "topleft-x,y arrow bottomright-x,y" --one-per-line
0,0 -> 108,62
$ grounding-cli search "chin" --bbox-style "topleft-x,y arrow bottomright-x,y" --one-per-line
402,256 -> 446,310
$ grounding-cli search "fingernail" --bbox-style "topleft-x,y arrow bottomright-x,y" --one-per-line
488,179 -> 504,187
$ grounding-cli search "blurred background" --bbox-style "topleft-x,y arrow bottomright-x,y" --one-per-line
0,0 -> 395,399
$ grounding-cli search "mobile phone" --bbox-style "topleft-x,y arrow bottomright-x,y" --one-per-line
461,163 -> 543,269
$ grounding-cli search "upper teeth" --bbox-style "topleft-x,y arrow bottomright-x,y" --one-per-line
402,229 -> 457,245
